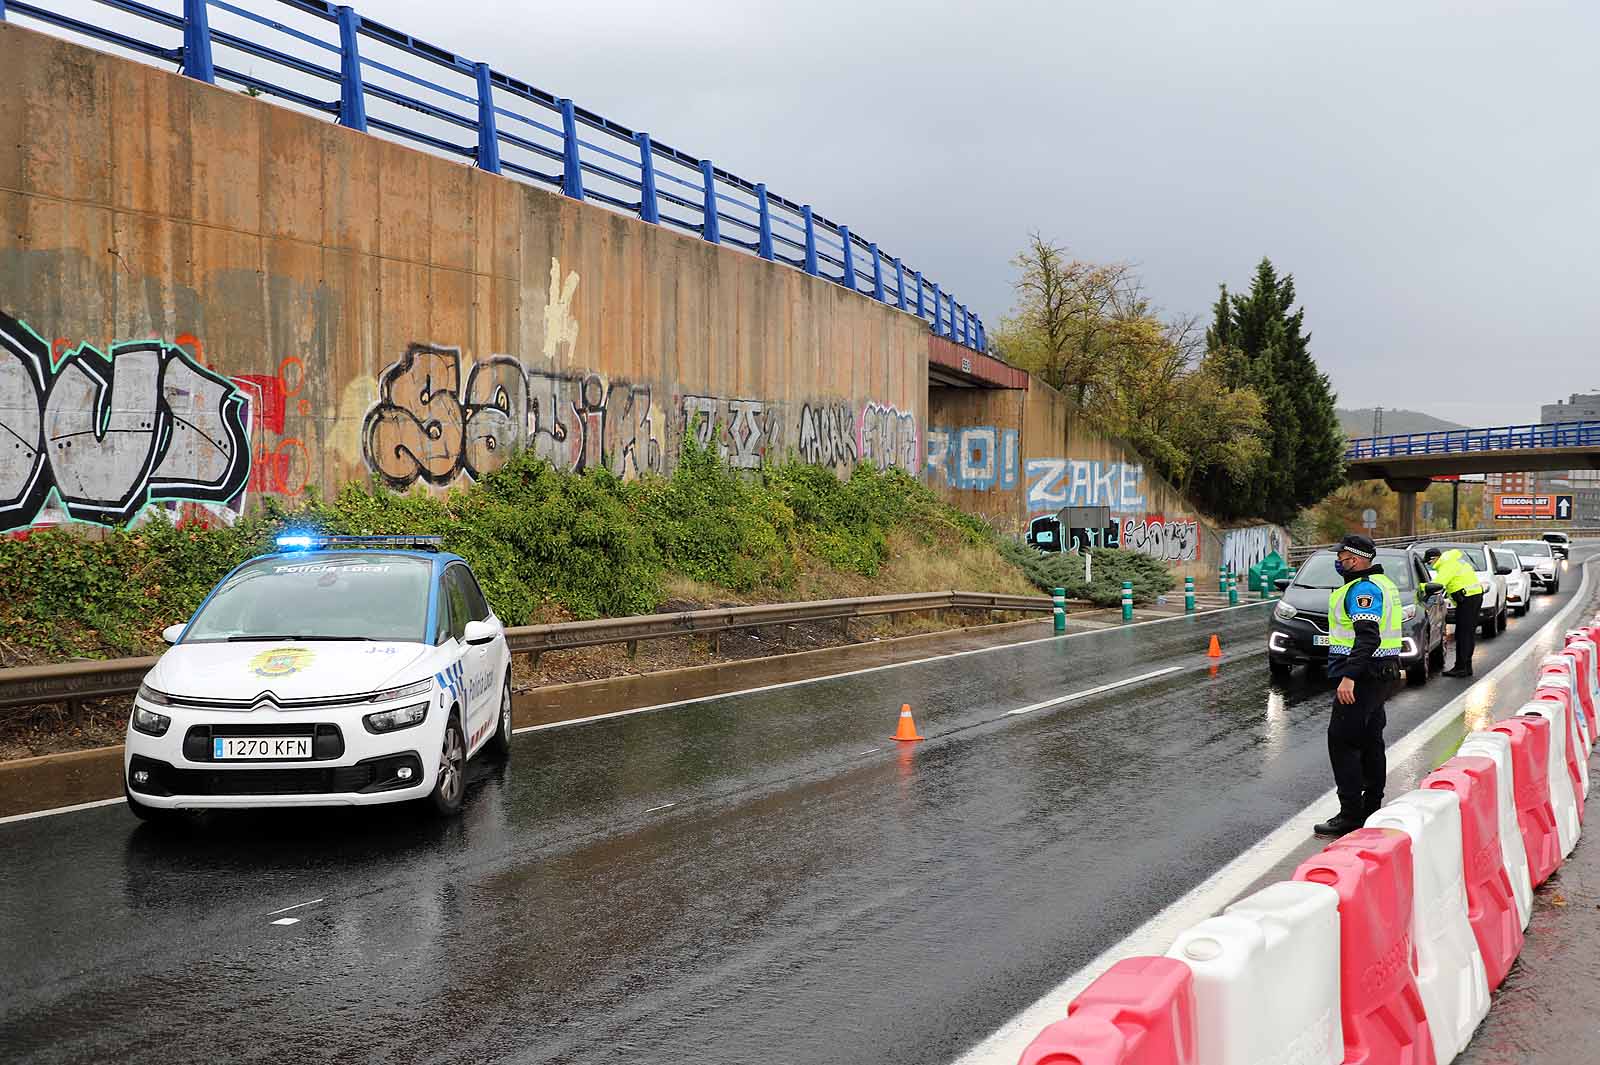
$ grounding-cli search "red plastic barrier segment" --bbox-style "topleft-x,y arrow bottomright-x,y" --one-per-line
1018,956 -> 1197,1065
1556,640 -> 1598,735
1530,687 -> 1586,822
1294,829 -> 1437,1065
1420,756 -> 1524,991
1487,718 -> 1562,887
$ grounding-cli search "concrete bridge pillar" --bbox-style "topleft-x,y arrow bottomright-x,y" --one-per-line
1386,478 -> 1432,537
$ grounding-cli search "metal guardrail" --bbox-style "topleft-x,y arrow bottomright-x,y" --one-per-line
1288,529 -> 1600,564
1346,419 -> 1600,460
3,0 -> 990,352
0,590 -> 1053,711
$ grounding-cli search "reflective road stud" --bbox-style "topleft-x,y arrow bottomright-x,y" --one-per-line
1185,576 -> 1195,615
1053,587 -> 1066,634
1122,581 -> 1134,623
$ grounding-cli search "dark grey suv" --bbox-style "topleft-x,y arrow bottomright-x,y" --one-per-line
1266,548 -> 1447,685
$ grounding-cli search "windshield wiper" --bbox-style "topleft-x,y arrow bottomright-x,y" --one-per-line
225,634 -> 373,642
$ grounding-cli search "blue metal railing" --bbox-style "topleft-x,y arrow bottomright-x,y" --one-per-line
1346,419 -> 1600,460
2,0 -> 990,353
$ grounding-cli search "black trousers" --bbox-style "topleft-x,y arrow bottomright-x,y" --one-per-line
1454,592 -> 1481,673
1329,667 -> 1392,817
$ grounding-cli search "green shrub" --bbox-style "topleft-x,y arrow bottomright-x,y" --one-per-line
996,538 -> 1176,607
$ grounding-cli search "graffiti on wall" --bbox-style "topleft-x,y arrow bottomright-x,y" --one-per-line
924,426 -> 1019,490
1025,459 -> 1147,512
1,312 -> 251,532
1222,525 -> 1288,575
858,402 -> 919,473
1060,515 -> 1199,562
363,344 -> 667,488
796,402 -> 858,468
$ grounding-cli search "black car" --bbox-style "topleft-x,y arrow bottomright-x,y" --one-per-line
1541,531 -> 1571,560
1267,548 -> 1447,685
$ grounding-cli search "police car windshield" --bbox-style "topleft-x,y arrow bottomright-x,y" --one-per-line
1504,541 -> 1552,557
182,553 -> 432,643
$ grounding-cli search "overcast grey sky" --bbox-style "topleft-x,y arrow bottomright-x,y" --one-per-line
366,2 -> 1596,425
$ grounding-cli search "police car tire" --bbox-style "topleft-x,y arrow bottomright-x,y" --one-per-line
1269,660 -> 1293,679
1550,580 -> 1560,594
486,677 -> 513,759
1496,609 -> 1508,633
428,718 -> 467,816
124,785 -> 174,825
1428,637 -> 1447,672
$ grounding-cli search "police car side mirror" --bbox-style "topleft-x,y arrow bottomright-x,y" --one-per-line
1423,582 -> 1444,597
1494,563 -> 1514,576
462,620 -> 498,646
161,624 -> 185,644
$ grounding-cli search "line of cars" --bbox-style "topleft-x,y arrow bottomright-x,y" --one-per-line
1267,532 -> 1570,684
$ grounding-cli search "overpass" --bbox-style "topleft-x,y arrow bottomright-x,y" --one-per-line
1345,419 -> 1600,535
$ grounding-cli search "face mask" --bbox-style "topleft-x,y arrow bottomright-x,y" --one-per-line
1334,559 -> 1348,578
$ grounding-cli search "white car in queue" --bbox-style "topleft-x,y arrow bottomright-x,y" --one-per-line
124,535 -> 513,821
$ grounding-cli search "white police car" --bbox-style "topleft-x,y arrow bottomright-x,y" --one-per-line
124,535 -> 512,820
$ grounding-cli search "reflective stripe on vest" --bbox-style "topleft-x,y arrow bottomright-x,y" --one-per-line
1328,573 -> 1405,658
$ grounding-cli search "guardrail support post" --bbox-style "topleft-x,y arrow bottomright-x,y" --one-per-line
802,205 -> 819,275
1121,580 -> 1134,622
699,160 -> 720,243
560,98 -> 584,200
636,133 -> 660,224
870,243 -> 885,301
932,282 -> 942,335
334,6 -> 367,131
0,1 -> 7,23
894,258 -> 906,310
181,0 -> 216,84
756,183 -> 774,260
914,270 -> 925,318
1053,587 -> 1066,633
839,225 -> 856,289
1185,576 -> 1195,614
626,640 -> 638,659
473,63 -> 501,174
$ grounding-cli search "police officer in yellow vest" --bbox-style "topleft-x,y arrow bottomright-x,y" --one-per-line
1423,546 -> 1483,677
1315,534 -> 1405,837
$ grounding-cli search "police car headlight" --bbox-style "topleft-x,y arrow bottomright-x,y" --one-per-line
363,701 -> 429,734
136,682 -> 172,707
368,679 -> 433,703
131,705 -> 171,737
1274,602 -> 1297,621
1402,605 -> 1418,622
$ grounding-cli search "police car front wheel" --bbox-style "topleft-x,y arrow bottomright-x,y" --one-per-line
429,718 -> 467,816
486,677 -> 513,760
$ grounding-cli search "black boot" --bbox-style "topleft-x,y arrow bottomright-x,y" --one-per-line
1314,811 -> 1365,837
1442,667 -> 1473,678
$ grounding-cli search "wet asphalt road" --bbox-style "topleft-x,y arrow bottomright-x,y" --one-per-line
1,554 -> 1594,1065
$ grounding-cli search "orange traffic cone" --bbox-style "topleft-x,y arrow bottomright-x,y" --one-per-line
892,704 -> 925,742
1207,635 -> 1222,658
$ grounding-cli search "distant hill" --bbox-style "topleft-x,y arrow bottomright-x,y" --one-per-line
1339,408 -> 1468,439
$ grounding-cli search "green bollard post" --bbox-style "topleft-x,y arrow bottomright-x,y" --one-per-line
1218,566 -> 1227,594
1052,586 -> 1066,633
1185,575 -> 1195,614
1228,574 -> 1239,606
1121,580 -> 1134,622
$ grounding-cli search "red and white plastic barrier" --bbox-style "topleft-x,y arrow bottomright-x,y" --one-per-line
1365,790 -> 1490,1061
1016,596 -> 1599,1065
1456,730 -> 1534,930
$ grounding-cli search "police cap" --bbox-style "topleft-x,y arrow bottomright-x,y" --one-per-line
1338,533 -> 1377,560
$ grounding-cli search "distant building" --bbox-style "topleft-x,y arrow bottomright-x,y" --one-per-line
1541,394 -> 1600,523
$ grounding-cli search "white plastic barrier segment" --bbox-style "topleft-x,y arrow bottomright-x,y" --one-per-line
1563,634 -> 1599,737
1365,790 -> 1490,1064
1518,700 -> 1581,857
1458,731 -> 1535,931
1540,656 -> 1593,763
1167,880 -> 1342,1065
1533,675 -> 1590,795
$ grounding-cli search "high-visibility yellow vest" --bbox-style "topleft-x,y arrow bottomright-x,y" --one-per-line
1434,549 -> 1484,598
1328,573 -> 1404,658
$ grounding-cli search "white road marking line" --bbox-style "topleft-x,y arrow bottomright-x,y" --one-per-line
0,797 -> 124,827
951,556 -> 1596,1065
1004,666 -> 1185,717
270,917 -> 301,927
645,803 -> 677,813
265,898 -> 324,917
861,748 -> 882,755
512,601 -> 1272,736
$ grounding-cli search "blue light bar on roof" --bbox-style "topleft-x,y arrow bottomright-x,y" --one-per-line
274,534 -> 445,552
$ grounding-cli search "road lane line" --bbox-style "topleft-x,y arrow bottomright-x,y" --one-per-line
0,797 -> 123,827
264,898 -> 324,917
952,556 -> 1596,1065
512,601 -> 1272,736
645,803 -> 677,813
270,917 -> 301,927
1004,667 -> 1184,717
860,748 -> 882,755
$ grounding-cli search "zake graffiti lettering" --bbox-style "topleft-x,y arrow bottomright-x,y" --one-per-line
0,312 -> 251,532
1025,459 -> 1147,512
